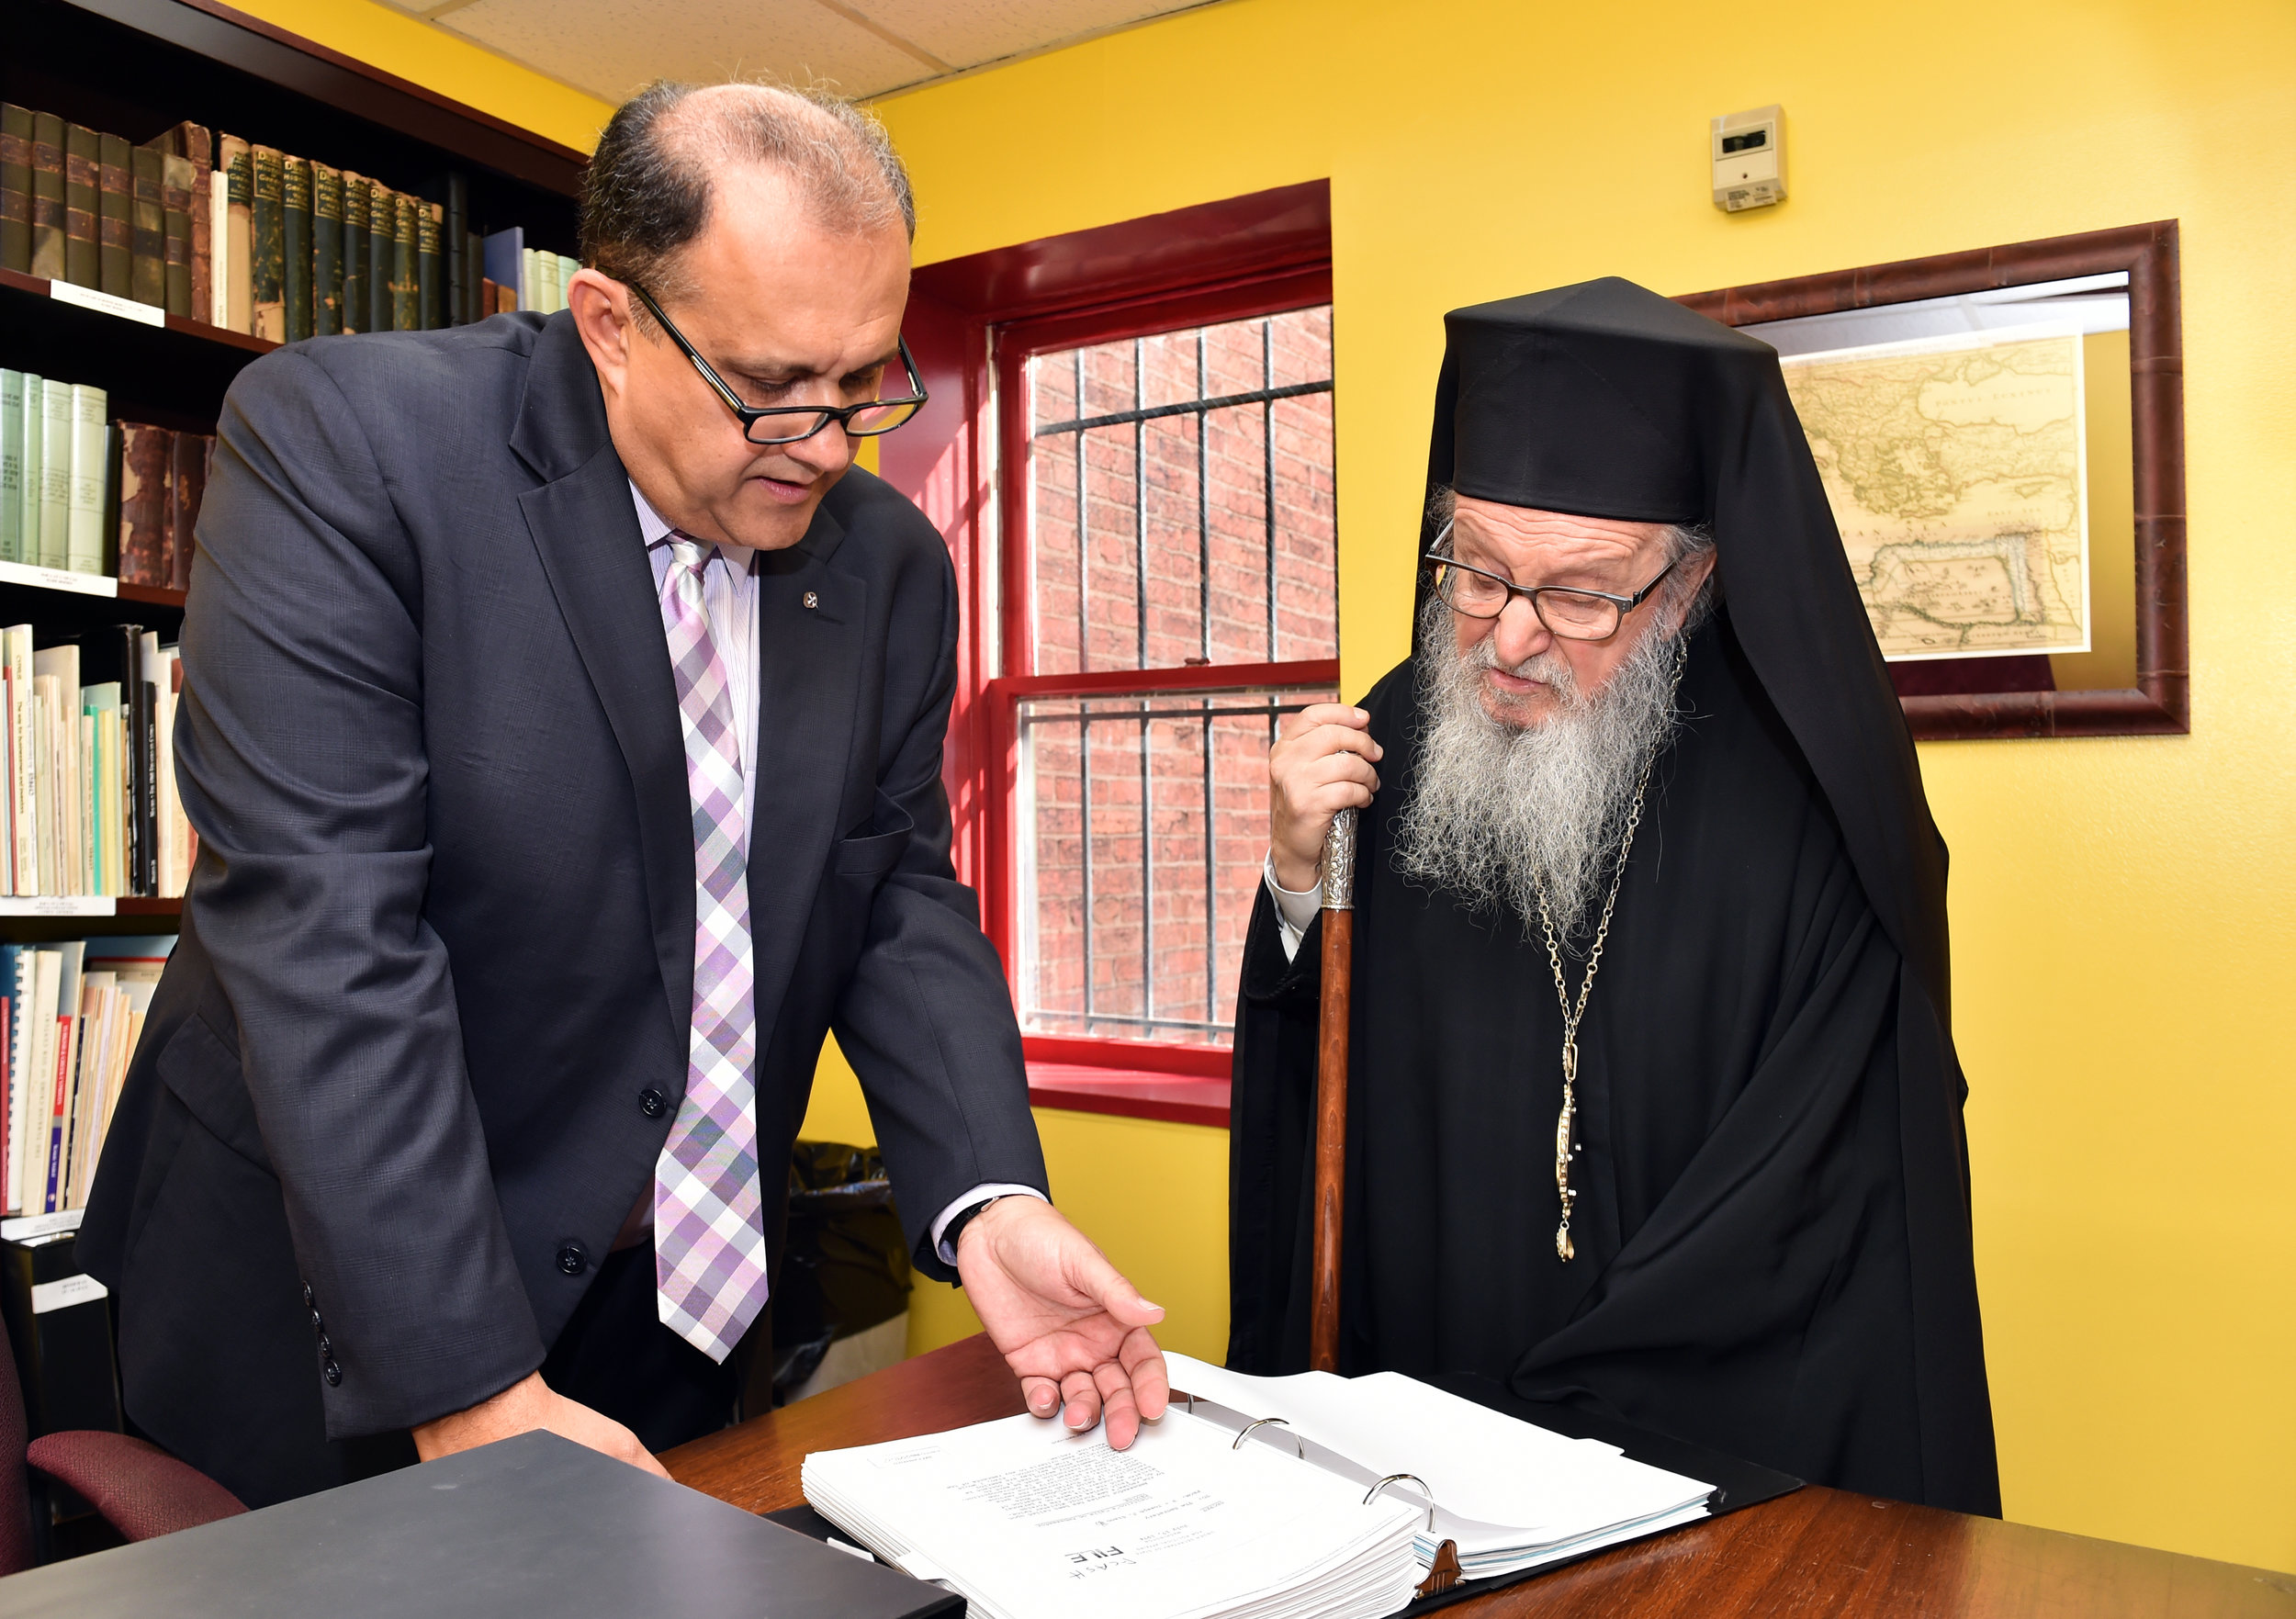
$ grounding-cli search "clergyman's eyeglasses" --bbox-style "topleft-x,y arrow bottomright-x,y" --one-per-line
1424,522 -> 1677,642
628,282 -> 928,446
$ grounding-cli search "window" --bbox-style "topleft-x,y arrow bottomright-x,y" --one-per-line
991,297 -> 1339,1054
884,184 -> 1337,1087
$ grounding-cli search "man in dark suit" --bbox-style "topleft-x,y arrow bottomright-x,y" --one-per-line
82,81 -> 1169,1510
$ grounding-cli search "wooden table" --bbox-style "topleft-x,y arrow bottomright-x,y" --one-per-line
664,1334 -> 2296,1618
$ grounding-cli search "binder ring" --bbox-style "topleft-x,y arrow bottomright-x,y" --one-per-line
1232,1416 -> 1303,1457
1364,1473 -> 1437,1532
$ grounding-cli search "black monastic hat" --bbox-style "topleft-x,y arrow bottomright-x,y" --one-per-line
1413,275 -> 1954,1026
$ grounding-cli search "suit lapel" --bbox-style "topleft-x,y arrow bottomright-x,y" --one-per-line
510,316 -> 695,1040
747,512 -> 867,1047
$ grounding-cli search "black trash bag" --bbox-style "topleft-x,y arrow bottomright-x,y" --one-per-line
771,1141 -> 913,1403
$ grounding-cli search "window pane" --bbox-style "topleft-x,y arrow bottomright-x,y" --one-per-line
1026,308 -> 1338,676
1017,683 -> 1339,1047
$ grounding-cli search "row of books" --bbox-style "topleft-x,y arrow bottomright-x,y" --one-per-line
0,626 -> 193,900
512,244 -> 583,316
1,104 -> 534,338
2,936 -> 173,1218
1,372 -> 210,586
0,111 -> 208,320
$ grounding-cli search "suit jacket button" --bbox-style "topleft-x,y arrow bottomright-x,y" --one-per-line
638,1087 -> 668,1119
317,1334 -> 332,1358
303,1284 -> 316,1310
556,1241 -> 589,1276
310,1309 -> 324,1332
322,1359 -> 343,1388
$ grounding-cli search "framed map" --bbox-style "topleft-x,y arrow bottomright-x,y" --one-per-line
1677,223 -> 2188,742
1782,323 -> 2089,661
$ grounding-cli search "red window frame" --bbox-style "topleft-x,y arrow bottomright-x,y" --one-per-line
881,185 -> 1333,1105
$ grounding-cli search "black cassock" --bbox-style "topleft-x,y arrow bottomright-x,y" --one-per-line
1226,280 -> 2000,1516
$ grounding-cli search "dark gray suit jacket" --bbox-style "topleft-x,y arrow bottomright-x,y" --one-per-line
79,311 -> 1045,1505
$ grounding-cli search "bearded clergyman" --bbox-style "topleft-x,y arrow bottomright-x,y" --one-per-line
1225,277 -> 2000,1513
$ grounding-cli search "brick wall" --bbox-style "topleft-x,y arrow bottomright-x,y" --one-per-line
1019,308 -> 1338,1045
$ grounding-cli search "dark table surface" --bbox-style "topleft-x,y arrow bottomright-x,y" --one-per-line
662,1332 -> 2296,1618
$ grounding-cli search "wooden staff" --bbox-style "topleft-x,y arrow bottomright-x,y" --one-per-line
1310,804 -> 1359,1373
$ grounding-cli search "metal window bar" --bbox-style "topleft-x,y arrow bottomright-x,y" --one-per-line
1133,339 -> 1152,1029
1073,348 -> 1094,1024
1196,332 -> 1214,1026
1021,689 -> 1332,1041
1264,319 -> 1277,663
1033,378 -> 1334,436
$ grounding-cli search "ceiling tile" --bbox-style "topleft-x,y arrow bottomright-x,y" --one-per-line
858,0 -> 1198,71
443,0 -> 931,103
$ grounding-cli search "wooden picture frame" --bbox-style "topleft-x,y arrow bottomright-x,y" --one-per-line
1677,221 -> 2188,741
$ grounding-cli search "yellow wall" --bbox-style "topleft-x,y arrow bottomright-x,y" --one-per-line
232,0 -> 612,153
799,1040 -> 1232,1365
851,0 -> 2296,1573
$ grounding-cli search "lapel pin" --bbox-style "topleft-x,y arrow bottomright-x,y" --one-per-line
803,590 -> 820,611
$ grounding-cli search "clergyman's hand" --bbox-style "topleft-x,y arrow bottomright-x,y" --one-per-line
1268,703 -> 1381,892
958,1197 -> 1170,1450
411,1371 -> 670,1478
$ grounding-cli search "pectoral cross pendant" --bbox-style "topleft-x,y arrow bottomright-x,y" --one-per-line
1553,1040 -> 1578,1262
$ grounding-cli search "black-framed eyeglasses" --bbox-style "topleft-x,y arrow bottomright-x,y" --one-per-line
1424,521 -> 1677,641
628,282 -> 928,445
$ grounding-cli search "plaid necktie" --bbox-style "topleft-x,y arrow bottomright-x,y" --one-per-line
652,535 -> 769,1362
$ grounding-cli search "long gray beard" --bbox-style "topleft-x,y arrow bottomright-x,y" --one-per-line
1394,598 -> 1690,940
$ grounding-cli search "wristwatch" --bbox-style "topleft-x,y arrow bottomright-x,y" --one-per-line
943,1194 -> 1009,1259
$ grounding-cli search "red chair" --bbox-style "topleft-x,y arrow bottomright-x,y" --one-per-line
0,1320 -> 245,1572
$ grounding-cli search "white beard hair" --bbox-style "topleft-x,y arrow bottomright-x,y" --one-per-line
1393,593 -> 1692,943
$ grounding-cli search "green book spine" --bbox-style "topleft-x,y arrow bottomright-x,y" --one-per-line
156,124 -> 216,322
0,370 -> 20,562
311,163 -> 342,337
128,146 -> 165,308
96,133 -> 132,298
17,377 -> 39,562
390,192 -> 417,333
62,123 -> 99,289
281,156 -> 311,343
367,185 -> 393,332
28,112 -> 64,280
340,173 -> 367,334
250,146 -> 283,342
416,199 -> 441,331
0,105 -> 30,274
160,152 -> 195,317
39,378 -> 71,569
66,386 -> 106,575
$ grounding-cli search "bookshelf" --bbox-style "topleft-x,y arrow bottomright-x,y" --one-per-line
0,0 -> 587,1320
1,0 -> 587,830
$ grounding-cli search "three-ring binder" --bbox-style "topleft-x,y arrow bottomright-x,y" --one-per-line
1172,1393 -> 1466,1601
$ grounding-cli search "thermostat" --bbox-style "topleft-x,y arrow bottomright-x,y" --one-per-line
1712,106 -> 1785,211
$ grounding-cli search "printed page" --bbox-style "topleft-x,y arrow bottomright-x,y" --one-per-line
805,1406 -> 1421,1619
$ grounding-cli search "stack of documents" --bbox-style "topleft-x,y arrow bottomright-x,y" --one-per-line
803,1351 -> 1716,1619
804,1397 -> 1424,1619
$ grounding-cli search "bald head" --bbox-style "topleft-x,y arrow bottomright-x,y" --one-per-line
580,80 -> 914,311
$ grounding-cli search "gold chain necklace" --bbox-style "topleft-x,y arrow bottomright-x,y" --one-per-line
1535,765 -> 1649,1263
1535,641 -> 1685,1263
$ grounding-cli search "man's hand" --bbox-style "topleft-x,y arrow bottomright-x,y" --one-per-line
411,1371 -> 670,1478
958,1197 -> 1169,1450
1269,703 -> 1382,892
